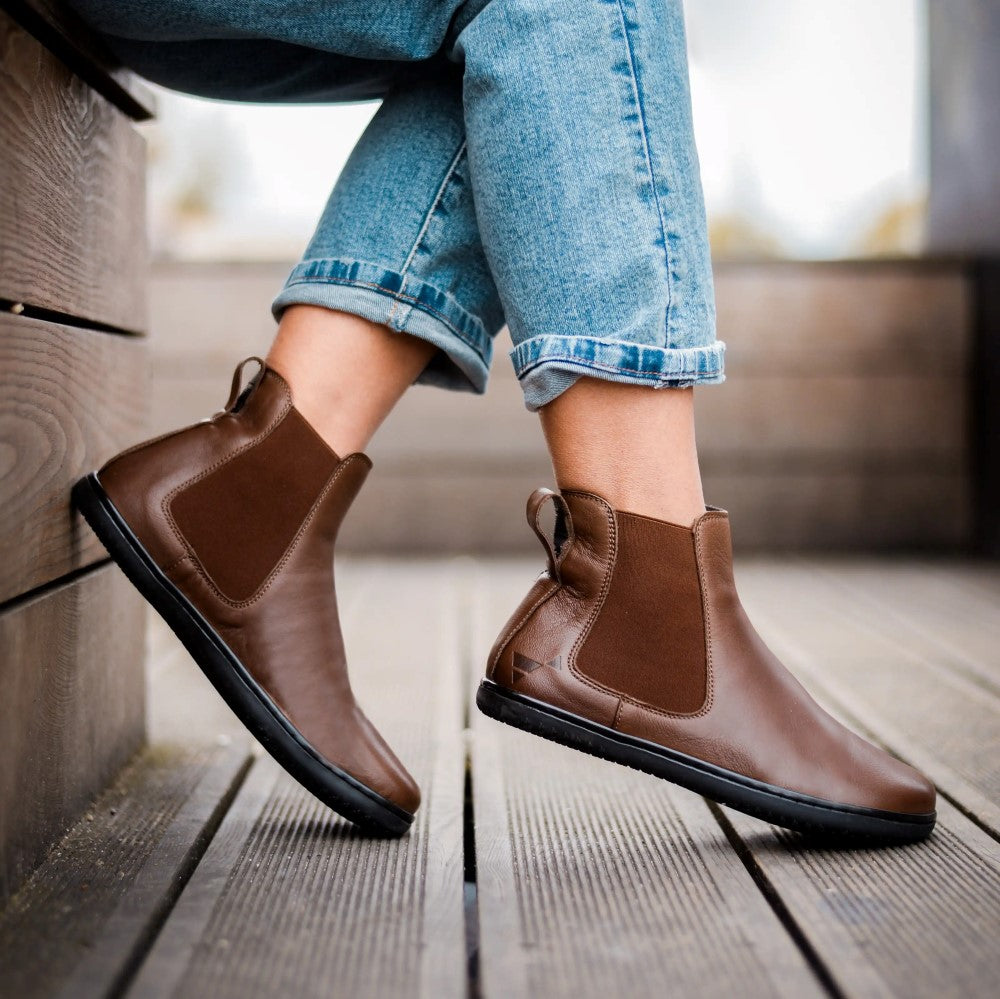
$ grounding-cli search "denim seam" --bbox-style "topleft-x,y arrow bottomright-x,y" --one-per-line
282,271 -> 489,365
518,356 -> 721,379
612,0 -> 672,347
515,353 -> 724,380
387,139 -> 469,329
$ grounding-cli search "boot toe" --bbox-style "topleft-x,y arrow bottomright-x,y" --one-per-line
885,760 -> 936,815
389,765 -> 422,816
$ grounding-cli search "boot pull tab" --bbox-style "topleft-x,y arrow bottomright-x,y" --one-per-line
225,356 -> 266,412
527,488 -> 574,580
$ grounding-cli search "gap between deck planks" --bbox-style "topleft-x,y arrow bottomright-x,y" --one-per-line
3,557 -> 999,998
470,558 -> 1000,999
125,560 -> 467,999
0,742 -> 250,999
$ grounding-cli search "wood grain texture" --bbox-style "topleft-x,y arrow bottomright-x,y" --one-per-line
470,562 -> 826,999
0,743 -> 250,999
788,560 -> 1000,696
2,0 -> 156,119
0,10 -> 147,332
719,797 -> 1000,999
0,564 -> 146,903
127,561 -> 467,999
0,312 -> 148,603
472,557 -> 1000,999
707,562 -> 1000,997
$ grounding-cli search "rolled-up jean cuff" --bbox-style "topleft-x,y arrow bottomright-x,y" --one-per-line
511,334 -> 727,411
271,258 -> 493,394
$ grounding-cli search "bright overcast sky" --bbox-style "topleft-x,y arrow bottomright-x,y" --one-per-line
146,0 -> 925,260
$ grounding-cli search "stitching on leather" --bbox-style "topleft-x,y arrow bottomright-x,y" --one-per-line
162,381 -> 293,579
571,505 -> 727,720
612,697 -> 624,730
615,512 -> 725,720
565,492 -> 623,699
107,371 -> 285,470
488,576 -> 561,678
169,449 -> 358,610
183,456 -> 354,608
161,551 -> 189,575
693,513 -> 719,715
107,422 -> 203,465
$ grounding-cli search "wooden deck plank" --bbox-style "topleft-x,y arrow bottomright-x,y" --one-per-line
128,560 -> 466,999
799,559 -> 1000,694
0,743 -> 250,999
718,782 -> 1000,998
0,564 -> 146,903
469,561 -> 827,999
738,560 -> 1000,835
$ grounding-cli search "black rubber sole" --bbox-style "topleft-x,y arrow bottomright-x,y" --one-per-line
477,679 -> 935,844
73,472 -> 414,838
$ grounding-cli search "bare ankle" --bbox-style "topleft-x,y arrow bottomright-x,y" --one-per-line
539,376 -> 707,527
267,304 -> 436,455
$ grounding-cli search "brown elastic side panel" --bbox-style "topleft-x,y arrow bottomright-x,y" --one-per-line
575,510 -> 708,714
170,408 -> 340,602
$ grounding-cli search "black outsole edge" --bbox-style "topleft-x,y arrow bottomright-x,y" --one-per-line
476,679 -> 935,845
72,472 -> 413,838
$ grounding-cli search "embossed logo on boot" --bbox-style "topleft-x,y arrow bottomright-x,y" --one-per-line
512,652 -> 562,684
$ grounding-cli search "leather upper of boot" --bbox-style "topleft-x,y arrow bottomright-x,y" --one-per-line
489,489 -> 935,817
97,362 -> 420,814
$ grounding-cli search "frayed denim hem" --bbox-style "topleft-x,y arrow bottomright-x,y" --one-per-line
272,257 -> 493,394
512,334 -> 726,411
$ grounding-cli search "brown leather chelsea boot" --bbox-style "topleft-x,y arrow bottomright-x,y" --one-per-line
73,357 -> 419,836
477,488 -> 936,843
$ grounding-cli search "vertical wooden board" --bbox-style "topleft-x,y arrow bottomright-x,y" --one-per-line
0,11 -> 147,332
0,314 -> 148,602
0,743 -> 250,999
3,0 -> 156,120
0,564 -> 146,902
713,261 -> 970,372
695,373 -> 966,457
737,559 -> 1000,834
469,561 -> 826,999
128,560 -> 466,999
698,469 -> 971,551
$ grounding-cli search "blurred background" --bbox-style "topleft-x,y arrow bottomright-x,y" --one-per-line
139,0 -> 999,554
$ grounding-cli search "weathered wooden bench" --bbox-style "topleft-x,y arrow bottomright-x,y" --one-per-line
0,0 -> 154,900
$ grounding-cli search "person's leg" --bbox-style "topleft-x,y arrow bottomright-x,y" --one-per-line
71,0 -> 935,841
540,380 -> 704,527
445,0 -> 722,524
453,1 -> 935,840
70,1 -> 505,457
67,4 -> 506,836
265,309 -> 434,455
267,71 -> 505,452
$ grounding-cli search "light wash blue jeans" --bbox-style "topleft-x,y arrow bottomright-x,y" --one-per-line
71,0 -> 724,409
